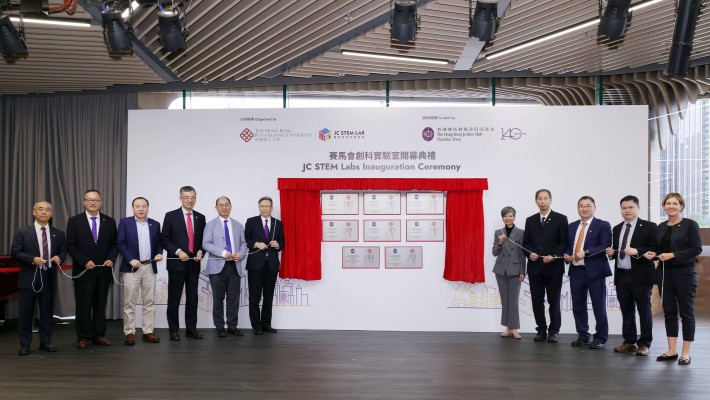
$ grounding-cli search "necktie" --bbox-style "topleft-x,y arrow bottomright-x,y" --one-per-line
574,221 -> 587,257
186,212 -> 194,253
41,227 -> 49,269
264,219 -> 270,240
224,219 -> 232,253
540,216 -> 546,226
91,216 -> 98,243
619,223 -> 631,260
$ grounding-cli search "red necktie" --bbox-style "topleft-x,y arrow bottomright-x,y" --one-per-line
186,212 -> 194,253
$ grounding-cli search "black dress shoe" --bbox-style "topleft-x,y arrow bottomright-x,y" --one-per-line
547,334 -> 558,343
262,326 -> 278,334
227,328 -> 244,336
169,332 -> 181,341
217,329 -> 227,338
253,327 -> 263,335
588,340 -> 606,349
678,356 -> 691,365
186,330 -> 203,339
39,344 -> 57,352
18,347 -> 29,356
571,338 -> 591,347
656,353 -> 679,361
533,333 -> 547,342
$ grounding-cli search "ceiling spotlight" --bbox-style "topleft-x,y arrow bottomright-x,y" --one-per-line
390,0 -> 418,43
598,0 -> 632,39
101,11 -> 132,53
469,0 -> 499,42
0,15 -> 28,58
158,7 -> 186,53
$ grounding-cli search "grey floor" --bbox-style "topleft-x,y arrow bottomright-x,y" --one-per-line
0,316 -> 708,400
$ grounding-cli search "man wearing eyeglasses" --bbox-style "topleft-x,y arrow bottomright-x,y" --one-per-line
66,189 -> 118,350
10,201 -> 66,356
244,196 -> 285,335
161,186 -> 205,341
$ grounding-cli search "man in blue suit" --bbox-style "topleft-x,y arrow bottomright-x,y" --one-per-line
203,196 -> 248,337
117,197 -> 163,346
244,196 -> 285,335
564,196 -> 612,349
10,201 -> 67,356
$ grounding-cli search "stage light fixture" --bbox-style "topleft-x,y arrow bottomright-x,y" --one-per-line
158,7 -> 186,52
598,0 -> 632,39
390,0 -> 418,43
101,11 -> 132,53
469,0 -> 498,42
665,0 -> 702,76
0,15 -> 27,57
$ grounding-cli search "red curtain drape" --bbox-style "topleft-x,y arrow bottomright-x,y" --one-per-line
278,178 -> 488,283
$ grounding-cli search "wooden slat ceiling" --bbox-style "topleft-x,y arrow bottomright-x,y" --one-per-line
0,0 -> 707,95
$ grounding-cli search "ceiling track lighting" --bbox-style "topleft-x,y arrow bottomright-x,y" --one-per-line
0,14 -> 27,58
598,0 -> 632,39
390,0 -> 419,44
469,0 -> 499,42
157,2 -> 188,53
101,1 -> 134,54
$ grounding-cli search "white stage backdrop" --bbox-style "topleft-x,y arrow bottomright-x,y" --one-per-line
126,106 -> 648,333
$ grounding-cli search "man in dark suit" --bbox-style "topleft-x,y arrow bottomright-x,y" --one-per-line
10,201 -> 67,356
605,195 -> 657,356
161,186 -> 205,341
563,196 -> 612,349
117,197 -> 163,346
66,189 -> 119,349
522,189 -> 568,343
244,196 -> 285,335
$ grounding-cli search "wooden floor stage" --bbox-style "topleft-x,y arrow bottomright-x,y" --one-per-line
0,318 -> 708,399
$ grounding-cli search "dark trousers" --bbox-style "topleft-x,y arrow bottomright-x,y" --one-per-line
529,272 -> 562,334
167,260 -> 200,333
248,262 -> 278,329
209,262 -> 241,329
570,270 -> 608,343
18,271 -> 53,347
74,278 -> 111,340
615,269 -> 653,348
661,266 -> 697,341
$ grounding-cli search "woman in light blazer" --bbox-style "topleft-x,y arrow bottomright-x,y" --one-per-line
492,206 -> 527,339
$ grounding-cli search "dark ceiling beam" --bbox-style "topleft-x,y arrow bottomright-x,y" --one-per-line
78,0 -> 181,83
261,0 -> 437,79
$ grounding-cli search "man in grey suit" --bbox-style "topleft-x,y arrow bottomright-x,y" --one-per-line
492,206 -> 526,340
202,196 -> 248,337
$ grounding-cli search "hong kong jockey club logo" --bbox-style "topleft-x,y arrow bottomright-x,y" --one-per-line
319,128 -> 333,141
240,128 -> 254,142
422,127 -> 435,142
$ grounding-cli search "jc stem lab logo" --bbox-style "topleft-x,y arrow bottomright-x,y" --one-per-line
500,128 -> 527,141
319,128 -> 333,141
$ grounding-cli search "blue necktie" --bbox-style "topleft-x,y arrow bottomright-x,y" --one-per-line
224,220 -> 232,253
91,216 -> 98,243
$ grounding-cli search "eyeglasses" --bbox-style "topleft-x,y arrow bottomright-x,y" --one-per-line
84,199 -> 101,203
181,196 -> 196,201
